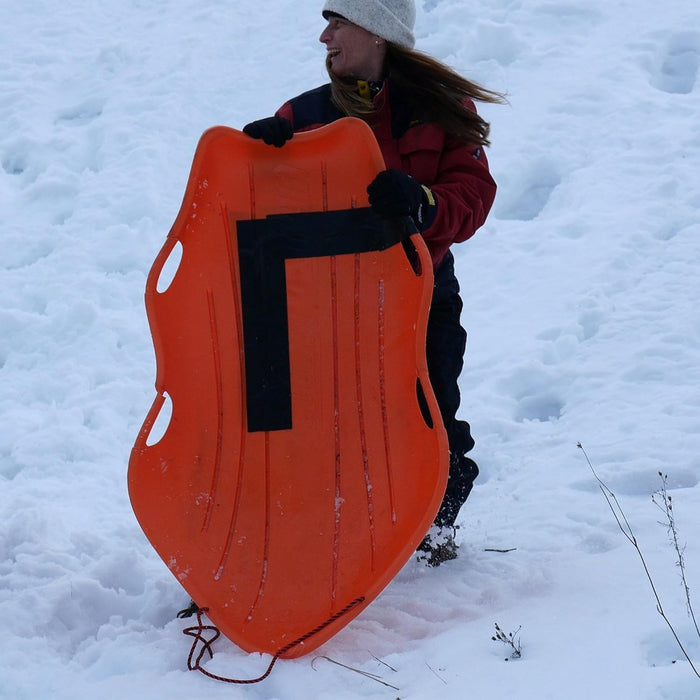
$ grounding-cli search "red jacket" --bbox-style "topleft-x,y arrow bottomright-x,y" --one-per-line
276,81 -> 496,267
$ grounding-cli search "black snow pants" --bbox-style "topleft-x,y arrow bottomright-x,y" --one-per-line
426,251 -> 479,527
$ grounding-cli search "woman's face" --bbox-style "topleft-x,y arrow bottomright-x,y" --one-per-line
319,16 -> 386,81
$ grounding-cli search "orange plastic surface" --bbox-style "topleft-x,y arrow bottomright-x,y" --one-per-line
128,118 -> 448,658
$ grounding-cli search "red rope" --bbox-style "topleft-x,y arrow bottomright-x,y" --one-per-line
182,597 -> 365,684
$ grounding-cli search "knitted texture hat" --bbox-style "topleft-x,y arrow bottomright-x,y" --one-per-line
322,0 -> 416,49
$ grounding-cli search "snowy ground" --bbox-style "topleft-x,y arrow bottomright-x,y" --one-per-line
2,0 -> 700,698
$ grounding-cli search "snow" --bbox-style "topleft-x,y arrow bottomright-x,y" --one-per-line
2,0 -> 700,697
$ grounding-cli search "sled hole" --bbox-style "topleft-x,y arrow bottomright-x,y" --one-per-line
156,241 -> 183,293
415,378 -> 434,429
402,238 -> 423,276
146,392 -> 173,446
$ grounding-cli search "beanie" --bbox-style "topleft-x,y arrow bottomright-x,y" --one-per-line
322,0 -> 416,49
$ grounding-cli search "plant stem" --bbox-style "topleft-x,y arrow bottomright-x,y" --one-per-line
577,443 -> 700,680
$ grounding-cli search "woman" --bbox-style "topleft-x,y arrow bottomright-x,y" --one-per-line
244,0 -> 502,565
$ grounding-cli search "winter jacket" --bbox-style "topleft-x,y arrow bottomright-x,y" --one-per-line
275,81 -> 496,267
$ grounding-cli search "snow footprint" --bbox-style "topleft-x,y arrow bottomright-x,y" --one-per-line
494,157 -> 561,221
607,468 -> 698,497
1,149 -> 27,176
500,364 -> 565,423
649,31 -> 699,95
1,137 -> 38,181
55,97 -> 105,127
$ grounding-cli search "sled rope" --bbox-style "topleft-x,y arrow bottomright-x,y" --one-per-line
183,596 -> 365,684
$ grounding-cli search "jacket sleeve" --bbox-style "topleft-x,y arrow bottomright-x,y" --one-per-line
275,101 -> 294,125
422,138 -> 496,267
275,86 -> 343,132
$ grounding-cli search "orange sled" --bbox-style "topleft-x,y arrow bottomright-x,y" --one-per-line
128,118 -> 448,658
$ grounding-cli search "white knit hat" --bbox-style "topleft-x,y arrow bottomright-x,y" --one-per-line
322,0 -> 416,49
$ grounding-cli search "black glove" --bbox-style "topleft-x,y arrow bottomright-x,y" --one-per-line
367,169 -> 436,229
242,116 -> 293,147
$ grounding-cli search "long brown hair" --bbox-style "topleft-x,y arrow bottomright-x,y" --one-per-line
327,44 -> 505,146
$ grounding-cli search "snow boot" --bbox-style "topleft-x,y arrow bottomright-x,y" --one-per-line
417,525 -> 458,566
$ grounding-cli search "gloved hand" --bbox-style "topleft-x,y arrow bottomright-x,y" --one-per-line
367,169 -> 436,228
242,116 -> 293,147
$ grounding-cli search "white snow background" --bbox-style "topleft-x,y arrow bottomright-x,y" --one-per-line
2,0 -> 700,698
